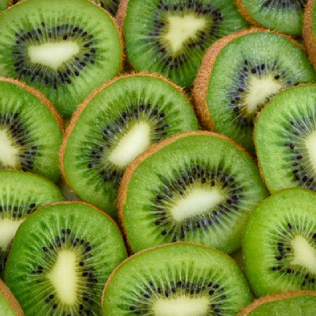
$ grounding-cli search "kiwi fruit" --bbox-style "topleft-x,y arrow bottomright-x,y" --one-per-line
102,242 -> 253,315
0,0 -> 9,13
0,170 -> 65,278
60,73 -> 199,218
116,0 -> 248,88
192,28 -> 316,154
4,201 -> 128,316
235,0 -> 308,35
254,84 -> 316,193
0,77 -> 63,183
303,0 -> 316,70
0,0 -> 123,116
237,291 -> 316,316
94,0 -> 121,16
118,131 -> 268,254
242,187 -> 316,297
0,278 -> 24,316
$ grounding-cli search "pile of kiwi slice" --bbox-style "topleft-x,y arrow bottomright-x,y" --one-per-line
2,0 -> 316,314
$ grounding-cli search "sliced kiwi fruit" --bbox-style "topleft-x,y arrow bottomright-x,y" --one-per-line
237,291 -> 316,316
0,0 -> 123,116
102,242 -> 253,316
116,0 -> 247,88
192,28 -> 316,154
94,0 -> 121,16
0,170 -> 65,278
303,0 -> 316,70
242,187 -> 316,297
60,73 -> 199,219
0,0 -> 10,13
0,278 -> 24,316
235,0 -> 308,35
4,201 -> 128,316
0,78 -> 63,183
254,84 -> 316,193
118,131 -> 268,254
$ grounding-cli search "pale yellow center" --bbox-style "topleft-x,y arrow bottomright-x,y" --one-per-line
305,131 -> 316,174
0,218 -> 24,249
0,129 -> 19,168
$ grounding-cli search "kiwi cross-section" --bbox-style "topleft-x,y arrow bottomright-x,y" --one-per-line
118,131 -> 268,254
0,78 -> 63,183
0,278 -> 24,316
0,170 -> 65,278
60,73 -> 199,219
0,0 -> 123,116
4,201 -> 128,316
193,28 -> 316,154
254,84 -> 316,193
117,0 -> 247,88
242,187 -> 316,297
303,0 -> 316,70
102,242 -> 253,316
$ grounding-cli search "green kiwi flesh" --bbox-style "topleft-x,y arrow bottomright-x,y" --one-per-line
0,0 -> 122,116
0,278 -> 24,316
4,201 -> 127,316
193,30 -> 316,154
118,131 -> 268,254
61,73 -> 199,218
242,187 -> 316,297
0,78 -> 63,183
0,170 -> 65,277
94,0 -> 120,16
121,0 -> 247,87
0,0 -> 9,13
255,84 -> 316,193
102,242 -> 253,316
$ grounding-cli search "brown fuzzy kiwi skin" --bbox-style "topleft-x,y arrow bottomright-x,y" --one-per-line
0,278 -> 25,316
237,290 -> 316,316
303,0 -> 316,70
117,130 -> 257,253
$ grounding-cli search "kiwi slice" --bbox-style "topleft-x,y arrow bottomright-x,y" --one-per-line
94,0 -> 120,16
0,0 -> 123,116
0,78 -> 63,183
117,0 -> 247,88
0,278 -> 24,316
237,291 -> 316,316
254,84 -> 316,193
118,131 -> 268,254
102,242 -> 253,315
60,73 -> 199,218
4,201 -> 128,316
0,0 -> 9,12
303,0 -> 316,70
235,0 -> 308,35
242,187 -> 316,297
0,170 -> 65,277
193,28 -> 316,154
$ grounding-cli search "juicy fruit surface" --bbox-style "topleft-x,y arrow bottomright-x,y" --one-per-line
119,132 -> 268,254
0,278 -> 24,316
102,242 -> 253,315
0,0 -> 122,116
255,84 -> 316,193
243,188 -> 316,297
4,201 -> 127,316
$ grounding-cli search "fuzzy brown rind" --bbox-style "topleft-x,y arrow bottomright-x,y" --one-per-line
303,0 -> 316,70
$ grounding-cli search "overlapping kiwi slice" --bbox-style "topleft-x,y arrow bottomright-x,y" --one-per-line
117,0 -> 247,87
102,242 -> 253,316
193,28 -> 316,154
0,0 -> 123,116
60,73 -> 199,218
255,84 -> 316,193
0,278 -> 24,316
4,201 -> 128,316
303,0 -> 316,70
118,131 -> 268,254
235,0 -> 308,35
0,170 -> 65,277
243,187 -> 316,297
0,78 -> 63,182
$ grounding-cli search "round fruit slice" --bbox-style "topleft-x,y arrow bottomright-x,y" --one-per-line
0,78 -> 63,183
0,170 -> 65,277
193,28 -> 316,154
0,278 -> 24,316
60,73 -> 199,218
303,0 -> 316,70
254,84 -> 316,193
102,242 -> 253,316
243,187 -> 316,297
0,0 -> 123,116
117,0 -> 247,87
118,131 -> 268,254
4,201 -> 128,316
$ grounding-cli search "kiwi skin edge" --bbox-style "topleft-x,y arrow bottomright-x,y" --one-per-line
303,0 -> 316,70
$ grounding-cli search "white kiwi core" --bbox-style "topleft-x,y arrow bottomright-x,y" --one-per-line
28,42 -> 80,70
0,129 -> 20,168
164,14 -> 206,54
0,218 -> 24,249
305,131 -> 316,173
